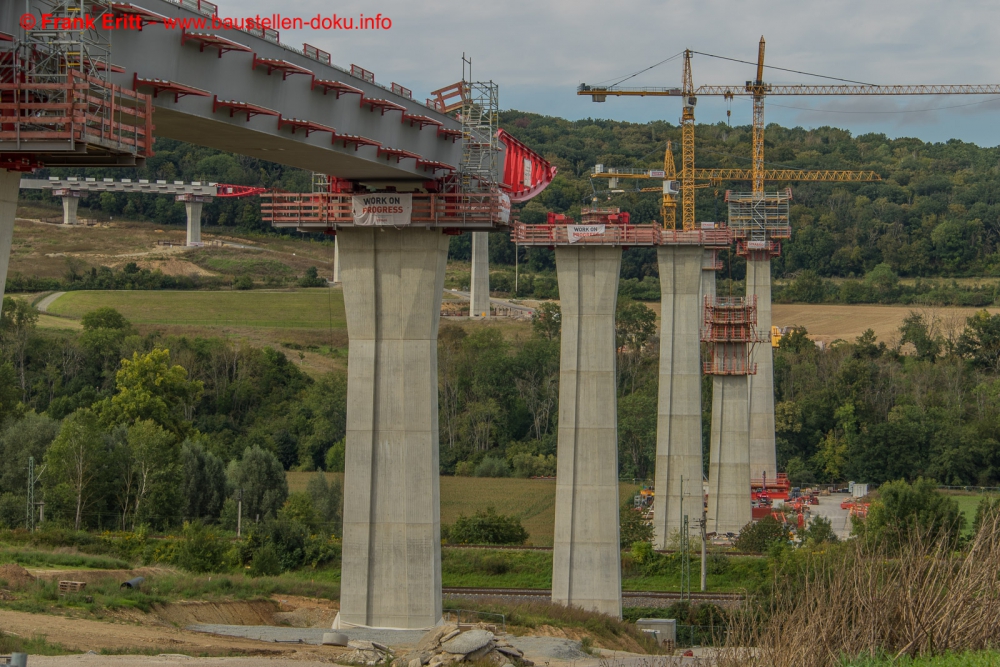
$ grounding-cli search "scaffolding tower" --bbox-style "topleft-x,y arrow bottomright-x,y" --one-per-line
724,189 -> 792,249
459,79 -> 499,192
701,296 -> 763,375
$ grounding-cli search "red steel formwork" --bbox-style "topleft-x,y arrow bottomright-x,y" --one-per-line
701,295 -> 764,375
262,190 -> 510,229
0,70 -> 154,169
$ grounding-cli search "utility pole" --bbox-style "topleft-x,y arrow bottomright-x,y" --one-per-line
700,503 -> 708,592
26,457 -> 34,532
679,476 -> 691,603
236,489 -> 243,538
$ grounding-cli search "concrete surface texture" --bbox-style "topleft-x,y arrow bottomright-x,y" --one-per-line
469,232 -> 490,318
62,194 -> 80,225
185,201 -> 203,246
333,237 -> 341,283
0,170 -> 18,308
707,372 -> 752,535
701,249 -> 717,304
551,244 -> 623,618
337,228 -> 448,629
746,254 -> 777,481
653,246 -> 705,548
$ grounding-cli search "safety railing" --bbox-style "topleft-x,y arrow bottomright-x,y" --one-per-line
262,191 -> 509,227
511,223 -> 733,246
0,71 -> 153,157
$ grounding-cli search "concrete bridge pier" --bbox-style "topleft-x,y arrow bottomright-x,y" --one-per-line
701,249 -> 717,304
333,237 -> 341,283
0,170 -> 18,308
707,367 -> 752,535
653,246 -> 704,549
337,227 -> 448,630
181,198 -> 203,246
551,244 -> 622,619
469,232 -> 490,318
746,253 -> 777,482
59,191 -> 80,225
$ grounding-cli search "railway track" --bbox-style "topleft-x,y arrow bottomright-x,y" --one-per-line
443,587 -> 743,605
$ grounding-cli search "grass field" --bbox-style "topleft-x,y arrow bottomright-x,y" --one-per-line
843,651 -> 1000,666
46,288 -> 346,329
941,491 -> 999,535
288,472 -> 639,547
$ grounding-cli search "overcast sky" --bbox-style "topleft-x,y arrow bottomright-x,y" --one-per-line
224,0 -> 1000,146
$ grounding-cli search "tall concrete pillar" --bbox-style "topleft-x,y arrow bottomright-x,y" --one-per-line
701,249 -> 717,305
61,195 -> 79,225
746,253 -> 776,481
185,201 -> 203,246
337,227 -> 448,629
707,370 -> 752,535
333,236 -> 341,283
653,245 -> 704,548
0,170 -> 18,310
552,244 -> 622,619
469,232 -> 490,318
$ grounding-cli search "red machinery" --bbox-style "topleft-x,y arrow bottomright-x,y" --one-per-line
752,472 -> 791,502
497,128 -> 557,203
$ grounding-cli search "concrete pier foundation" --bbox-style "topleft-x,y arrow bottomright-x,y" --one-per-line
0,170 -> 18,309
551,244 -> 622,618
469,232 -> 490,318
707,371 -> 752,535
185,201 -> 203,246
746,254 -> 776,481
337,227 -> 448,629
653,246 -> 704,548
61,195 -> 79,225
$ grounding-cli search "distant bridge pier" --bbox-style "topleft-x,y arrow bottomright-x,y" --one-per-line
333,237 -> 341,284
0,170 -> 18,309
177,195 -> 209,246
57,190 -> 81,225
653,245 -> 705,548
701,248 -> 719,303
469,232 -> 490,317
337,227 -> 448,630
551,243 -> 623,618
746,251 -> 777,481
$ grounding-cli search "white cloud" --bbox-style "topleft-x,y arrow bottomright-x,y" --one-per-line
219,0 -> 1000,145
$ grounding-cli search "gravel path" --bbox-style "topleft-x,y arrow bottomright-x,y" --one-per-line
187,624 -> 426,647
36,291 -> 65,313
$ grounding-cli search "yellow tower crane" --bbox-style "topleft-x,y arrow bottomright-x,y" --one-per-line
580,38 -> 1000,228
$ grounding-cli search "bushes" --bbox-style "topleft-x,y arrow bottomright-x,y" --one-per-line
511,453 -> 556,478
620,501 -> 654,549
443,507 -> 528,545
474,456 -> 510,478
733,515 -> 788,554
175,521 -> 231,574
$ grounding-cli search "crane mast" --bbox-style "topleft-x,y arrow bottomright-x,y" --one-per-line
680,50 -> 696,230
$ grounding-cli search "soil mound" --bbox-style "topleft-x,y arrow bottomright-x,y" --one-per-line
0,564 -> 36,590
152,600 -> 279,626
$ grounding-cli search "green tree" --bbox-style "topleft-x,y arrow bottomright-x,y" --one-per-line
956,310 -> 1000,371
99,348 -> 204,435
180,441 -> 227,520
227,445 -> 288,523
124,419 -> 179,528
0,412 -> 59,492
531,302 -> 561,340
0,296 -> 38,398
445,506 -> 528,545
81,307 -> 133,331
43,408 -> 107,530
857,478 -> 965,550
306,471 -> 342,537
734,515 -> 788,553
971,494 -> 1000,538
620,500 -> 654,548
899,312 -> 941,361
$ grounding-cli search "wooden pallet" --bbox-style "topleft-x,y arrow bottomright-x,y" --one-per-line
58,581 -> 86,593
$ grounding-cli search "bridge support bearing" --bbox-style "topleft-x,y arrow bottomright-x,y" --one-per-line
338,227 -> 447,630
746,254 -> 776,481
185,201 -> 203,246
551,245 -> 622,619
0,170 -> 17,311
61,195 -> 80,225
469,232 -> 490,318
707,374 -> 752,535
653,246 -> 704,549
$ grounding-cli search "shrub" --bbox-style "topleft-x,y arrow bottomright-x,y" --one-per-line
249,543 -> 281,577
475,456 -> 510,478
733,515 -> 788,554
175,521 -> 230,573
856,477 -> 964,550
454,461 -> 475,477
511,453 -> 556,478
620,501 -> 654,549
298,266 -> 327,287
445,507 -> 528,545
233,275 -> 254,290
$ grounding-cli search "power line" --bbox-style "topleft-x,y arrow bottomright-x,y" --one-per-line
691,50 -> 875,86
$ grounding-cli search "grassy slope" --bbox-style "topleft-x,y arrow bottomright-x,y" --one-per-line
942,491 -> 998,535
46,288 -> 346,329
843,652 -> 1000,666
288,472 -> 639,548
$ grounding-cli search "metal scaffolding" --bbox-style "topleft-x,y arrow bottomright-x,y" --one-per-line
724,189 -> 792,247
701,296 -> 764,375
459,79 -> 499,192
